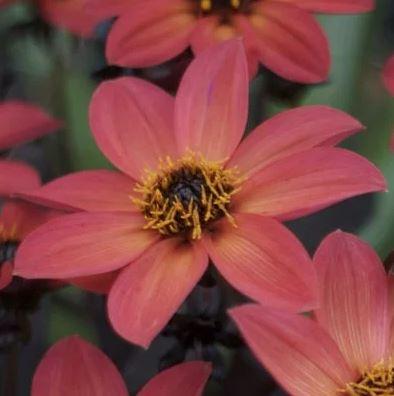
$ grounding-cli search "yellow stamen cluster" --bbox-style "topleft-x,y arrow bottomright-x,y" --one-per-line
199,0 -> 241,12
343,361 -> 394,395
132,153 -> 242,239
0,222 -> 18,243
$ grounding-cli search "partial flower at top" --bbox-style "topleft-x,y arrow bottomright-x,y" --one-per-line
86,0 -> 374,82
230,231 -> 394,396
0,0 -> 104,37
15,40 -> 385,348
383,54 -> 394,97
0,101 -> 60,197
32,335 -> 211,396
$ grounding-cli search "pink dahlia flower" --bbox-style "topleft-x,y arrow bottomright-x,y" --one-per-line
87,0 -> 374,82
0,101 -> 60,196
230,230 -> 394,396
15,41 -> 385,347
32,335 -> 211,396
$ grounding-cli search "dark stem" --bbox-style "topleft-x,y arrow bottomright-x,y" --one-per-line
3,344 -> 18,396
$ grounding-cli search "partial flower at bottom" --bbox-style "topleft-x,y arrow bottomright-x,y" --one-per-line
230,231 -> 394,396
14,40 -> 386,348
31,335 -> 211,396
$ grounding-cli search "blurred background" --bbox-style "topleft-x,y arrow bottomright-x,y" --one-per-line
0,0 -> 393,395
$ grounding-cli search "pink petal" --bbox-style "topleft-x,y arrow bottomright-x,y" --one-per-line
83,0 -> 131,19
106,0 -> 195,67
108,238 -> 208,348
388,273 -> 394,355
234,147 -> 386,221
0,160 -> 40,196
1,200 -> 59,239
277,0 -> 375,13
204,213 -> 318,312
229,304 -> 356,396
237,2 -> 329,83
89,77 -> 176,179
314,231 -> 389,372
38,0 -> 104,37
228,105 -> 363,178
0,261 -> 13,290
175,39 -> 248,161
17,170 -> 136,212
14,212 -> 158,279
32,335 -> 128,396
138,361 -> 211,396
0,101 -> 60,150
383,54 -> 394,96
68,271 -> 120,294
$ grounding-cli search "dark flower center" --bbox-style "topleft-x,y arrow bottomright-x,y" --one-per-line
133,153 -> 241,239
0,240 -> 19,264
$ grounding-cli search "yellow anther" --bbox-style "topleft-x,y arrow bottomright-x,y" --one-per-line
200,0 -> 212,11
231,0 -> 241,9
132,152 -> 242,239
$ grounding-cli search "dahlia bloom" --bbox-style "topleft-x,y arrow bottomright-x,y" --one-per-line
0,201 -> 56,290
32,335 -> 211,396
0,101 -> 60,196
88,0 -> 374,82
15,41 -> 385,347
383,54 -> 394,96
230,231 -> 394,396
0,0 -> 103,37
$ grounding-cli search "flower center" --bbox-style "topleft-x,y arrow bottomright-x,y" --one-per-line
198,0 -> 246,13
132,153 -> 241,239
343,362 -> 394,395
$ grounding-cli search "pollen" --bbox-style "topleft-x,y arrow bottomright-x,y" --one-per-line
0,223 -> 19,264
132,152 -> 242,240
200,0 -> 212,12
343,361 -> 394,395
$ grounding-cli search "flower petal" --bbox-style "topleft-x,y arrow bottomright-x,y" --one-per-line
237,2 -> 329,83
0,101 -> 60,151
106,0 -> 195,67
0,160 -> 40,196
108,238 -> 208,348
277,0 -> 375,13
314,231 -> 389,372
204,213 -> 317,312
234,147 -> 386,221
138,361 -> 212,396
0,261 -> 13,290
17,170 -> 136,213
228,105 -> 363,178
1,200 -> 59,239
229,304 -> 356,396
68,271 -> 120,294
383,54 -> 394,96
14,212 -> 158,279
31,335 -> 128,396
175,39 -> 248,161
89,77 -> 176,179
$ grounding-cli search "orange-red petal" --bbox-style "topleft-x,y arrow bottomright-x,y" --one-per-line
31,335 -> 128,396
0,160 -> 40,196
14,212 -> 158,279
204,213 -> 317,312
314,231 -> 389,372
237,2 -> 329,83
0,101 -> 60,150
108,238 -> 208,348
229,304 -> 356,396
138,361 -> 212,396
89,77 -> 176,179
17,170 -> 136,213
234,147 -> 386,221
175,39 -> 248,161
277,0 -> 375,13
228,105 -> 363,178
106,0 -> 195,67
